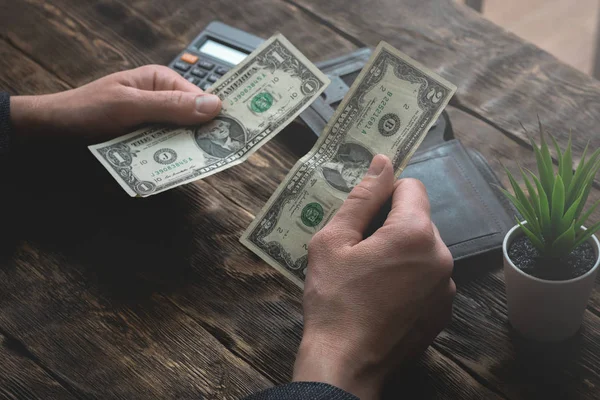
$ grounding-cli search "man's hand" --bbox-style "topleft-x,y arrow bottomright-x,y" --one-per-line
293,154 -> 455,399
10,65 -> 221,141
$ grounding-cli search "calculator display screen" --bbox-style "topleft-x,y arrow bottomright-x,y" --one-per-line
199,40 -> 248,65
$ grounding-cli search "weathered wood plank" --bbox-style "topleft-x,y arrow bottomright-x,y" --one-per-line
0,203 -> 274,398
0,39 -> 70,95
125,0 -> 358,62
1,0 -> 356,87
0,333 -> 77,399
288,0 -> 600,176
0,0 -> 179,84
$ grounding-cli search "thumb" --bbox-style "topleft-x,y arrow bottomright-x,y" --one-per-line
129,89 -> 222,126
327,154 -> 395,245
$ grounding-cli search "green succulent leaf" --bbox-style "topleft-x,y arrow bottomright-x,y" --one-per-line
551,222 -> 575,257
581,140 -> 590,164
575,199 -> 600,230
552,133 -> 576,206
506,168 -> 540,233
574,180 -> 594,221
572,220 -> 600,250
567,148 -> 600,205
561,134 -> 573,192
550,175 -> 566,237
498,186 -> 539,235
559,193 -> 582,235
528,170 -> 552,240
550,134 -> 564,176
567,139 -> 590,201
583,158 -> 600,191
517,219 -> 545,251
520,167 -> 541,221
538,118 -> 556,196
570,158 -> 600,220
528,134 -> 555,205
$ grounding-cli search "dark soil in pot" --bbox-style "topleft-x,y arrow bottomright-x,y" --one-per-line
508,235 -> 596,281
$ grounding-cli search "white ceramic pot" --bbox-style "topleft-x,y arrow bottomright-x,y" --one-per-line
503,224 -> 600,342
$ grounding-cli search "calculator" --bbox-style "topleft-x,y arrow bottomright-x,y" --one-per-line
168,21 -> 263,91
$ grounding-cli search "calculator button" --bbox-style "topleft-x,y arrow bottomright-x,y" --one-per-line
207,73 -> 220,83
173,61 -> 191,72
190,67 -> 207,78
199,81 -> 211,90
215,66 -> 229,75
180,52 -> 199,64
187,76 -> 200,85
198,60 -> 215,70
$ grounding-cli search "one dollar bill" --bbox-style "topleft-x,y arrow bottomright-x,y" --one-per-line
241,42 -> 457,287
89,34 -> 330,197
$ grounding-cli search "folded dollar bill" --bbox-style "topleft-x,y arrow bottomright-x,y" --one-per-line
89,34 -> 330,197
241,42 -> 457,287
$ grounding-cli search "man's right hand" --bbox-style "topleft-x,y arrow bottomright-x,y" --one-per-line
293,154 -> 455,400
10,65 -> 221,142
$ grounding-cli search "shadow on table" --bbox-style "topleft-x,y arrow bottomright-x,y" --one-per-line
452,249 -> 504,284
279,121 -> 318,157
488,324 -> 589,399
380,328 -> 589,399
451,249 -> 591,397
0,140 -> 226,304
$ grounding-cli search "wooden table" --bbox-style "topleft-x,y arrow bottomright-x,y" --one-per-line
1,0 -> 600,398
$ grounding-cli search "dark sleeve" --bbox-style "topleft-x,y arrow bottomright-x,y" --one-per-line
243,382 -> 358,400
0,92 -> 11,156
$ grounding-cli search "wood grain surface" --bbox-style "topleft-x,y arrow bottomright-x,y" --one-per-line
1,0 -> 600,399
290,0 -> 600,180
0,333 -> 78,399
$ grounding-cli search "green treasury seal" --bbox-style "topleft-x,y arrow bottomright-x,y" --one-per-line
301,202 -> 324,227
251,92 -> 274,113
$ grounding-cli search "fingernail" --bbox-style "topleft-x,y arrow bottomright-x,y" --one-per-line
195,95 -> 220,114
366,155 -> 387,177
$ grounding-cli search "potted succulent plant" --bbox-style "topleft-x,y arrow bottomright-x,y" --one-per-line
501,122 -> 600,342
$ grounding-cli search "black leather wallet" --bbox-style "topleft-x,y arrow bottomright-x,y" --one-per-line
300,49 -> 517,260
396,115 -> 517,260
